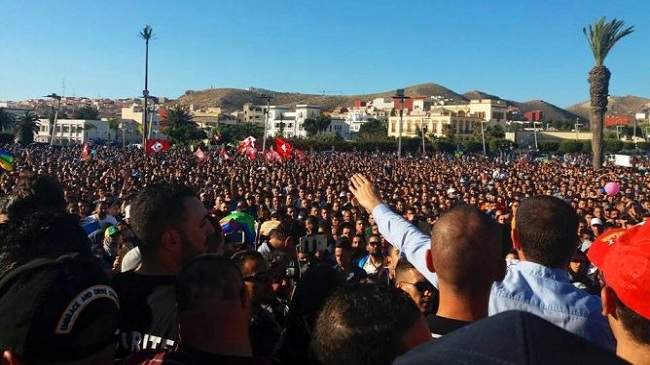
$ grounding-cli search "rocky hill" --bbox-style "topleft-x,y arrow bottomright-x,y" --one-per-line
172,83 -> 647,122
568,95 -> 650,119
175,83 -> 467,112
514,100 -> 584,122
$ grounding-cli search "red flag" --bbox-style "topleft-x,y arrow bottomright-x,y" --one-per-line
265,149 -> 282,163
81,143 -> 91,161
219,147 -> 232,161
194,147 -> 207,162
145,139 -> 171,155
275,137 -> 292,159
245,146 -> 257,160
294,148 -> 305,161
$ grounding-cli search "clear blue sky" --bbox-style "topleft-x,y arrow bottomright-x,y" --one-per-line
1,0 -> 648,107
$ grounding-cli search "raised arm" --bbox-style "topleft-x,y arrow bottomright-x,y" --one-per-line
349,174 -> 438,287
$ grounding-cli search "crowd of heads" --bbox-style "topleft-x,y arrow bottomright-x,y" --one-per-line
0,143 -> 650,364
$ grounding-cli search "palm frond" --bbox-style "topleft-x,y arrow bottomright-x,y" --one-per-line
139,25 -> 154,41
583,17 -> 634,66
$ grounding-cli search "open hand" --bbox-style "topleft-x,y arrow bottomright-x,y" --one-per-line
349,174 -> 382,213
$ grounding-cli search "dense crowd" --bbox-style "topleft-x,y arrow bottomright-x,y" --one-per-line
0,143 -> 649,365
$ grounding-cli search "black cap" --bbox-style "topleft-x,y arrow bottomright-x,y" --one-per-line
395,311 -> 625,365
0,254 -> 119,361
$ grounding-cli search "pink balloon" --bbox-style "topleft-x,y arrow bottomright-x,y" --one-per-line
604,182 -> 620,196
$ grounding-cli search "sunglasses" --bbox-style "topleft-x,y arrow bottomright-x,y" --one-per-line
402,281 -> 434,293
243,271 -> 271,283
368,241 -> 380,246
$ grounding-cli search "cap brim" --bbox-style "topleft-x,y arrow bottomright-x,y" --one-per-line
587,228 -> 627,268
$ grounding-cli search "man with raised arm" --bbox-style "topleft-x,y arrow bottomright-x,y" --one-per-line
349,174 -> 505,337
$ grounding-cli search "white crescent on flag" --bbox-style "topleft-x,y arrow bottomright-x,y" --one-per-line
151,142 -> 163,153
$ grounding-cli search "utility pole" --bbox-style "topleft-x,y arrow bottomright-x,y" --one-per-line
633,117 -> 638,147
480,121 -> 487,155
393,89 -> 410,159
421,118 -> 427,156
533,121 -> 539,150
575,117 -> 580,141
256,94 -> 273,151
45,93 -> 62,145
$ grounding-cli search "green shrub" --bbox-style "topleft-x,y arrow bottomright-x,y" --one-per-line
538,142 -> 559,152
605,140 -> 624,153
558,140 -> 583,154
582,141 -> 592,153
636,141 -> 650,151
463,140 -> 483,153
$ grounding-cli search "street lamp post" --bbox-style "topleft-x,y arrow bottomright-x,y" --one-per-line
45,93 -> 62,145
480,121 -> 487,155
575,117 -> 580,141
421,119 -> 427,156
393,89 -> 410,159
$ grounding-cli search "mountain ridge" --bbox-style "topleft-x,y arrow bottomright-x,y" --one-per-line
174,83 -> 647,122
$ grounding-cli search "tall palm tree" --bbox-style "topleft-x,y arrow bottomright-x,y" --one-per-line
16,111 -> 40,145
583,17 -> 634,169
139,25 -> 154,150
0,108 -> 15,133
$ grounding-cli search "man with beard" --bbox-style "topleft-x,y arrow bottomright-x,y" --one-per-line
112,183 -> 215,357
357,234 -> 384,278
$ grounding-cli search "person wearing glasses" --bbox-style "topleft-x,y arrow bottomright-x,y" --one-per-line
231,251 -> 281,357
395,259 -> 437,316
357,234 -> 384,277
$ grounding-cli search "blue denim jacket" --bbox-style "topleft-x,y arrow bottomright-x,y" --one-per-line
490,260 -> 614,350
372,203 -> 614,350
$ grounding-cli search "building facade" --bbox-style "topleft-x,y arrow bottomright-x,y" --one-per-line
266,104 -> 320,138
121,103 -> 162,137
388,108 -> 482,140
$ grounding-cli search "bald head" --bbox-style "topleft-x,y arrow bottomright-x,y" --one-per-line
429,204 -> 503,294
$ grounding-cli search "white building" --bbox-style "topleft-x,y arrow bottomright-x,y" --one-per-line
371,98 -> 394,111
324,118 -> 351,140
36,119 -> 110,145
266,104 -> 320,138
345,112 -> 371,133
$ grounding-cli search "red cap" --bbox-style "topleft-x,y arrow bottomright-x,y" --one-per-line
587,222 -> 650,320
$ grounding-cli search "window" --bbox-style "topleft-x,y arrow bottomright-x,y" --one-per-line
391,121 -> 396,133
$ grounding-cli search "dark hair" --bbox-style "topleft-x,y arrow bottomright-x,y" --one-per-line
615,296 -> 650,345
516,196 -> 579,267
176,254 -> 243,313
269,221 -> 291,240
6,175 -> 66,220
394,259 -> 416,282
128,183 -> 196,258
310,283 -> 422,365
0,212 -> 91,278
275,265 -> 344,364
231,250 -> 267,273
335,237 -> 351,251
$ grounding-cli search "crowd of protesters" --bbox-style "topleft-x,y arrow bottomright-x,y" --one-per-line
0,143 -> 649,364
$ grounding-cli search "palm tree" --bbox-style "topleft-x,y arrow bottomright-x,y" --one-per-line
583,17 -> 634,169
0,108 -> 15,133
16,111 -> 40,145
139,25 -> 154,150
165,104 -> 196,129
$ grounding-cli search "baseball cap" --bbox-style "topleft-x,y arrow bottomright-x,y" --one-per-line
0,254 -> 120,361
588,222 -> 650,319
590,217 -> 603,226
